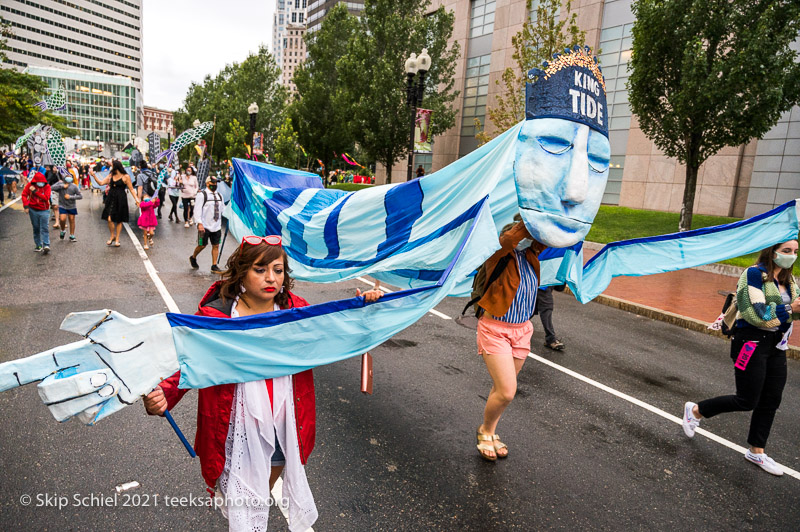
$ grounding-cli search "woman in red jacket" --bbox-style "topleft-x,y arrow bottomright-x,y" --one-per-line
144,235 -> 382,530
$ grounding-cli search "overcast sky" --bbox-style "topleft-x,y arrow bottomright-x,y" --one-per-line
142,0 -> 275,111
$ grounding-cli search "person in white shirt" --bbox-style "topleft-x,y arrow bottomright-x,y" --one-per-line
190,177 -> 224,272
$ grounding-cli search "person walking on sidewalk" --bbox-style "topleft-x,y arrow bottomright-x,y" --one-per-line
682,239 -> 800,476
474,220 -> 542,461
51,175 -> 83,242
189,177 -> 224,272
21,171 -> 52,254
137,191 -> 159,250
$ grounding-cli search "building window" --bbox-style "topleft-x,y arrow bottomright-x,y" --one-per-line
299,12 -> 304,22
470,0 -> 496,38
460,54 -> 491,137
292,12 -> 297,23
598,22 -> 634,132
279,14 -> 284,24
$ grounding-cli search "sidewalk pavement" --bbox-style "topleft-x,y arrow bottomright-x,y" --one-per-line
581,242 -> 800,359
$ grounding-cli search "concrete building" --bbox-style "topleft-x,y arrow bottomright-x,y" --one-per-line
143,106 -> 175,138
382,0 -> 798,219
273,0 -> 309,91
281,23 -> 307,94
307,0 -> 364,33
2,0 -> 144,145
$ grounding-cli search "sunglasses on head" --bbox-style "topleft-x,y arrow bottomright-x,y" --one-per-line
241,235 -> 282,247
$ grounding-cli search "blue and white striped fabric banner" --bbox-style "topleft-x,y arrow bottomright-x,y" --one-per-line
170,199 -> 498,388
225,121 -> 800,304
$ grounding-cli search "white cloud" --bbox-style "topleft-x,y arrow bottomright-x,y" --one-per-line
142,0 -> 275,111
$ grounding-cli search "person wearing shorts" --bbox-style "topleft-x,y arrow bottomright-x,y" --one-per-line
189,177 -> 224,273
474,219 -> 542,461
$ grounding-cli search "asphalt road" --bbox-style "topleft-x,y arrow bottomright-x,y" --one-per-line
1,192 -> 799,531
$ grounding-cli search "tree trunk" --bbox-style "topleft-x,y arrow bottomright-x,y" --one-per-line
679,163 -> 699,232
385,152 -> 393,184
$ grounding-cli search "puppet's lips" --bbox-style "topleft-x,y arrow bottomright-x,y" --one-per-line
520,207 -> 591,230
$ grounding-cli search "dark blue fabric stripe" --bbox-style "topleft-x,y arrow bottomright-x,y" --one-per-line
388,268 -> 445,281
232,157 -> 322,189
167,284 -> 436,331
538,242 -> 583,260
281,198 -> 486,270
324,194 -> 352,259
377,180 -> 424,255
584,200 -> 796,268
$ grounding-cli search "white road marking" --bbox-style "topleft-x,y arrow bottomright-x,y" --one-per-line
0,197 -> 21,213
356,276 -> 452,320
123,222 -> 181,313
526,351 -> 800,481
271,477 -> 314,531
371,274 -> 800,480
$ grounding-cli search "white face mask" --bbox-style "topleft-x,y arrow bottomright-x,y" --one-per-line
774,252 -> 797,270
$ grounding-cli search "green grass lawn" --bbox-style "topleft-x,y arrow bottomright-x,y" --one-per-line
587,206 -> 800,274
328,183 -> 373,191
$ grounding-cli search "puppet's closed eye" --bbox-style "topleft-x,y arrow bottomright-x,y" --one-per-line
536,136 -> 573,155
588,154 -> 610,174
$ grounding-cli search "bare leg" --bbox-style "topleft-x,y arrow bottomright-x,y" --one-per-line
106,219 -> 115,243
114,223 -> 122,244
269,465 -> 284,491
192,244 -> 206,259
59,213 -> 67,231
211,244 -> 219,266
480,354 -> 526,458
68,214 -> 76,236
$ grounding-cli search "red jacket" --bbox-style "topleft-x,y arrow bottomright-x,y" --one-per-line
158,281 -> 316,489
21,172 -> 51,211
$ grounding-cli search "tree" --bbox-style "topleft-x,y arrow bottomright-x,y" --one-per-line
0,17 -> 76,146
292,3 -> 361,174
629,0 -> 800,231
338,0 -> 460,183
174,45 -> 286,164
477,0 -> 585,143
224,118 -> 248,161
274,116 -> 300,168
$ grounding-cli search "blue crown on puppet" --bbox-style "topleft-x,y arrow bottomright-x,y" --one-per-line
526,45 -> 608,137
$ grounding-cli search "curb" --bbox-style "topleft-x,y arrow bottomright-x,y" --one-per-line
588,292 -> 800,361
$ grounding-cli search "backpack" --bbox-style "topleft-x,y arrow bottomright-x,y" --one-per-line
460,253 -> 513,319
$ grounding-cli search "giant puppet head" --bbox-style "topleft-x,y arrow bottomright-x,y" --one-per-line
514,45 -> 611,248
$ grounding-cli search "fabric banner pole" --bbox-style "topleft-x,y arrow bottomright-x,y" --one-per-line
163,410 -> 196,458
218,218 -> 230,258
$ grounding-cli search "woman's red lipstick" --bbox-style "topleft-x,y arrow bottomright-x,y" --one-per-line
264,287 -> 276,292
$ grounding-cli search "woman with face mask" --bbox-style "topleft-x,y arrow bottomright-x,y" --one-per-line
682,239 -> 800,476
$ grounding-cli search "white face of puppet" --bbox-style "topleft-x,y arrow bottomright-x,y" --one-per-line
513,118 -> 611,248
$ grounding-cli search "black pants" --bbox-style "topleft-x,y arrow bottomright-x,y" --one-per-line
697,329 -> 787,448
535,286 -> 556,343
168,195 -> 179,219
157,187 -> 166,216
181,197 -> 193,222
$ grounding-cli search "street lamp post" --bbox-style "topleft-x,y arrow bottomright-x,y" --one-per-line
405,48 -> 431,182
248,102 -> 259,159
96,135 -> 101,157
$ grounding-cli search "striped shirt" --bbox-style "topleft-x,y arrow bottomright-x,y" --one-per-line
493,249 -> 539,324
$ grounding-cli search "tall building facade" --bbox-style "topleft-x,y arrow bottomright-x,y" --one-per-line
307,0 -> 364,33
384,0 -> 798,219
143,106 -> 174,138
2,0 -> 144,145
273,0 -> 308,90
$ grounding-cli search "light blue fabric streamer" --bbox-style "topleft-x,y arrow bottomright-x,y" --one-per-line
171,199 -> 499,388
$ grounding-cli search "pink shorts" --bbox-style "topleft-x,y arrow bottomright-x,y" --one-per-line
476,315 -> 533,360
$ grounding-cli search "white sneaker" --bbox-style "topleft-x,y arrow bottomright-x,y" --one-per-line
184,222 -> 189,228
745,450 -> 784,476
682,402 -> 700,438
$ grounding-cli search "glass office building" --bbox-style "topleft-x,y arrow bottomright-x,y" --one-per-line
25,66 -> 138,147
